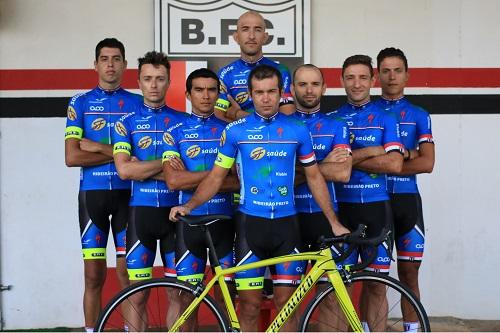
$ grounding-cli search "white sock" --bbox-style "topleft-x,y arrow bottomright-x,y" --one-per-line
362,321 -> 370,332
403,321 -> 420,332
124,324 -> 129,332
85,327 -> 94,333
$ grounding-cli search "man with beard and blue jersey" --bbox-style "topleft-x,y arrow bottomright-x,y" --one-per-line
291,64 -> 354,331
112,51 -> 185,331
291,64 -> 352,255
64,38 -> 141,333
328,54 -> 404,332
170,64 -> 349,331
376,47 -> 435,333
214,11 -> 294,122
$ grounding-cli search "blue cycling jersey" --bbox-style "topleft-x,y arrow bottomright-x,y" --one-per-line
292,109 -> 351,213
214,112 -> 316,219
162,112 -> 233,216
328,101 -> 404,203
65,86 -> 142,191
112,103 -> 186,207
215,57 -> 293,113
375,97 -> 434,194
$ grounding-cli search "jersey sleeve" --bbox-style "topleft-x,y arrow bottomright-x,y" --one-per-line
161,126 -> 181,163
382,113 -> 404,154
278,64 -> 294,106
332,119 -> 352,154
214,126 -> 238,169
64,94 -> 85,140
416,109 -> 434,145
215,67 -> 231,113
112,114 -> 133,156
296,124 -> 317,166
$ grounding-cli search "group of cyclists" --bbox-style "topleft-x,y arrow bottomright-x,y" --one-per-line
65,10 -> 434,333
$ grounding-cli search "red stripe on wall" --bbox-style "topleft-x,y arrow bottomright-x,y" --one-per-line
165,61 -> 186,111
321,68 -> 500,88
2,68 -> 500,90
0,61 -> 187,91
0,69 -> 139,90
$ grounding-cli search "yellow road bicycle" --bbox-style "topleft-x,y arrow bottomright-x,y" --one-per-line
95,215 -> 430,332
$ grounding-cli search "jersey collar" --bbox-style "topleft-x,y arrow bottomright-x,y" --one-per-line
142,103 -> 167,113
347,100 -> 372,110
97,85 -> 122,95
295,107 -> 321,119
379,95 -> 407,105
191,111 -> 214,122
239,56 -> 265,67
253,110 -> 279,123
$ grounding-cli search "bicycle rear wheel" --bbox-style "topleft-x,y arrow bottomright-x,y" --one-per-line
298,272 -> 430,332
95,278 -> 230,332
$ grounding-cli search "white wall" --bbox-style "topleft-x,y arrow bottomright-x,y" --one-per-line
1,0 -> 499,329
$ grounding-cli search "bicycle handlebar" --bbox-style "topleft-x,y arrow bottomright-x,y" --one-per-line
318,224 -> 392,271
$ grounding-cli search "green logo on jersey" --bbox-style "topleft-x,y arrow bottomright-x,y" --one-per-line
278,186 -> 288,196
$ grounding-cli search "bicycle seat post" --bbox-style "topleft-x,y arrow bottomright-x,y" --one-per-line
203,224 -> 221,268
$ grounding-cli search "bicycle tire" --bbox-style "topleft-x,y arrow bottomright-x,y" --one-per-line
94,278 -> 230,332
298,272 -> 430,332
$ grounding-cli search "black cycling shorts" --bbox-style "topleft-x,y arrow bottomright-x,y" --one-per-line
78,189 -> 130,259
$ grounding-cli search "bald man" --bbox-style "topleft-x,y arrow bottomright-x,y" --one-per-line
215,11 -> 295,122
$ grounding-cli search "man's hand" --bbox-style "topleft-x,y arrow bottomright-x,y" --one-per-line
168,156 -> 186,171
323,147 -> 350,163
331,221 -> 351,237
169,205 -> 191,222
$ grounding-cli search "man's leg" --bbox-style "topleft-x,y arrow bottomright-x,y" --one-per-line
238,289 -> 264,331
125,206 -> 158,331
398,261 -> 421,323
272,286 -> 299,331
79,190 -> 111,331
111,189 -> 132,290
392,193 -> 425,331
83,260 -> 107,331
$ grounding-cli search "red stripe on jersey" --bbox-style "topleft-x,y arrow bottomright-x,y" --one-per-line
368,264 -> 391,269
272,274 -> 301,280
299,151 -> 316,164
398,251 -> 423,257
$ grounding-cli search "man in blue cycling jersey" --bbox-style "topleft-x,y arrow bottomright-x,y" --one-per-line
292,64 -> 353,330
215,10 -> 294,122
64,38 -> 140,332
292,64 -> 352,252
170,64 -> 349,331
329,54 -> 404,332
112,51 -> 185,331
162,69 -> 240,328
376,47 -> 435,333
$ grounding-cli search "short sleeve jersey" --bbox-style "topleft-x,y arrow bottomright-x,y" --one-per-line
214,112 -> 316,219
161,112 -> 233,216
215,57 -> 293,113
112,103 -> 186,207
293,109 -> 351,213
65,86 -> 142,191
328,102 -> 404,203
375,97 -> 434,194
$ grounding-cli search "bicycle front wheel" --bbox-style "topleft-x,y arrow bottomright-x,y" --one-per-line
298,272 -> 430,332
95,278 -> 230,332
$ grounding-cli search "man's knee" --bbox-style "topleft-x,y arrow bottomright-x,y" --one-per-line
273,286 -> 296,309
398,262 -> 420,286
115,257 -> 130,287
84,260 -> 107,289
239,291 -> 263,318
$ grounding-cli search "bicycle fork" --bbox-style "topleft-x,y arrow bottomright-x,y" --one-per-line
327,268 -> 363,332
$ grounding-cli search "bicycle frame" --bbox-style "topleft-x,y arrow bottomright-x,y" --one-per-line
169,247 -> 363,332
